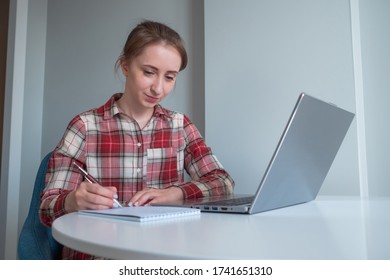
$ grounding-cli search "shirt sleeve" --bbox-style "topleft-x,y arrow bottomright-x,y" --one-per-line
39,115 -> 86,227
175,115 -> 235,199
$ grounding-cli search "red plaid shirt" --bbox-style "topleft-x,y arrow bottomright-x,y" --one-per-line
39,93 -> 234,259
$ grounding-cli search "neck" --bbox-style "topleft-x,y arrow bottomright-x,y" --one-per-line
117,94 -> 154,129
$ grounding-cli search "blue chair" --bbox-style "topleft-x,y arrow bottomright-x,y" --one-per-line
18,152 -> 63,259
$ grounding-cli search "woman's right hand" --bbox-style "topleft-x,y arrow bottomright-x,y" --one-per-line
64,182 -> 119,212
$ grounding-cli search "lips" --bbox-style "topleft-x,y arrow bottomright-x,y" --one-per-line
144,93 -> 159,104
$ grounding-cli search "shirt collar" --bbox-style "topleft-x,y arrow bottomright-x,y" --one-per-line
103,93 -> 122,120
153,104 -> 173,119
103,93 -> 173,120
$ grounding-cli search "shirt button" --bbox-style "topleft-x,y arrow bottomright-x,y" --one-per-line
137,168 -> 141,174
137,143 -> 142,148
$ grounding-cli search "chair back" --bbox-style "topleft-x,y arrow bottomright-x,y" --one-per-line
18,152 -> 63,259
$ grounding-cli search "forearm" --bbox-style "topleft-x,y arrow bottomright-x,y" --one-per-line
39,190 -> 71,227
176,169 -> 235,199
40,116 -> 87,226
182,116 -> 235,199
39,151 -> 83,226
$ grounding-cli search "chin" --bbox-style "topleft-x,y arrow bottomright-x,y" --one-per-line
142,102 -> 158,109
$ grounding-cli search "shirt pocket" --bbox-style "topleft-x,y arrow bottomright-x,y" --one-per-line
146,148 -> 179,188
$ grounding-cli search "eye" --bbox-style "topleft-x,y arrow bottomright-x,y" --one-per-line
143,69 -> 155,76
165,73 -> 177,82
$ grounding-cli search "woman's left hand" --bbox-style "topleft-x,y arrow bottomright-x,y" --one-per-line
126,187 -> 184,206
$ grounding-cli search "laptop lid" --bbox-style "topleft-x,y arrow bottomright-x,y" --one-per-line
248,93 -> 354,213
156,93 -> 355,214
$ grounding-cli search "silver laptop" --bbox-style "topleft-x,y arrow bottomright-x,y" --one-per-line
156,93 -> 355,214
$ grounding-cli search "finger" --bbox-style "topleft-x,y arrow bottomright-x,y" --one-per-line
74,189 -> 113,209
128,189 -> 157,206
138,187 -> 184,206
126,188 -> 151,204
77,183 -> 119,209
85,183 -> 117,199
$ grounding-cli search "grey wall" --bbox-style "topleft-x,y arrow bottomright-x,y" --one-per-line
20,0 -> 47,239
204,0 -> 360,195
359,0 -> 390,196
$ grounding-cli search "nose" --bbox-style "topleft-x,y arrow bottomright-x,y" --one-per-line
151,76 -> 164,96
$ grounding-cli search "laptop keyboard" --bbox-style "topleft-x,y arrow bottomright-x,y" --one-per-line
203,196 -> 254,206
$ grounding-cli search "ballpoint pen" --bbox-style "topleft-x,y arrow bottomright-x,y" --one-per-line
72,161 -> 123,208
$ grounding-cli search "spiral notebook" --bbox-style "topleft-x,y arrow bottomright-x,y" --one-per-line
79,206 -> 200,222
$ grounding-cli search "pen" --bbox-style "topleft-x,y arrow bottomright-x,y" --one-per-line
72,161 -> 123,208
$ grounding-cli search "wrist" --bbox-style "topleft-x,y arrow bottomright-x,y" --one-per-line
169,185 -> 185,201
63,190 -> 76,213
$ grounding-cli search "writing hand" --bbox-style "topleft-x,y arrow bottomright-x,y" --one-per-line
64,182 -> 119,212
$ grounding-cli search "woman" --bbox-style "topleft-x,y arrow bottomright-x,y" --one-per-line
40,20 -> 234,259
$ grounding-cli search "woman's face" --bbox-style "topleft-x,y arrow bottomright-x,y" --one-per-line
121,43 -> 182,111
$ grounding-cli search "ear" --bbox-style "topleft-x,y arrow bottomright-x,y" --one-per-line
120,58 -> 129,77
